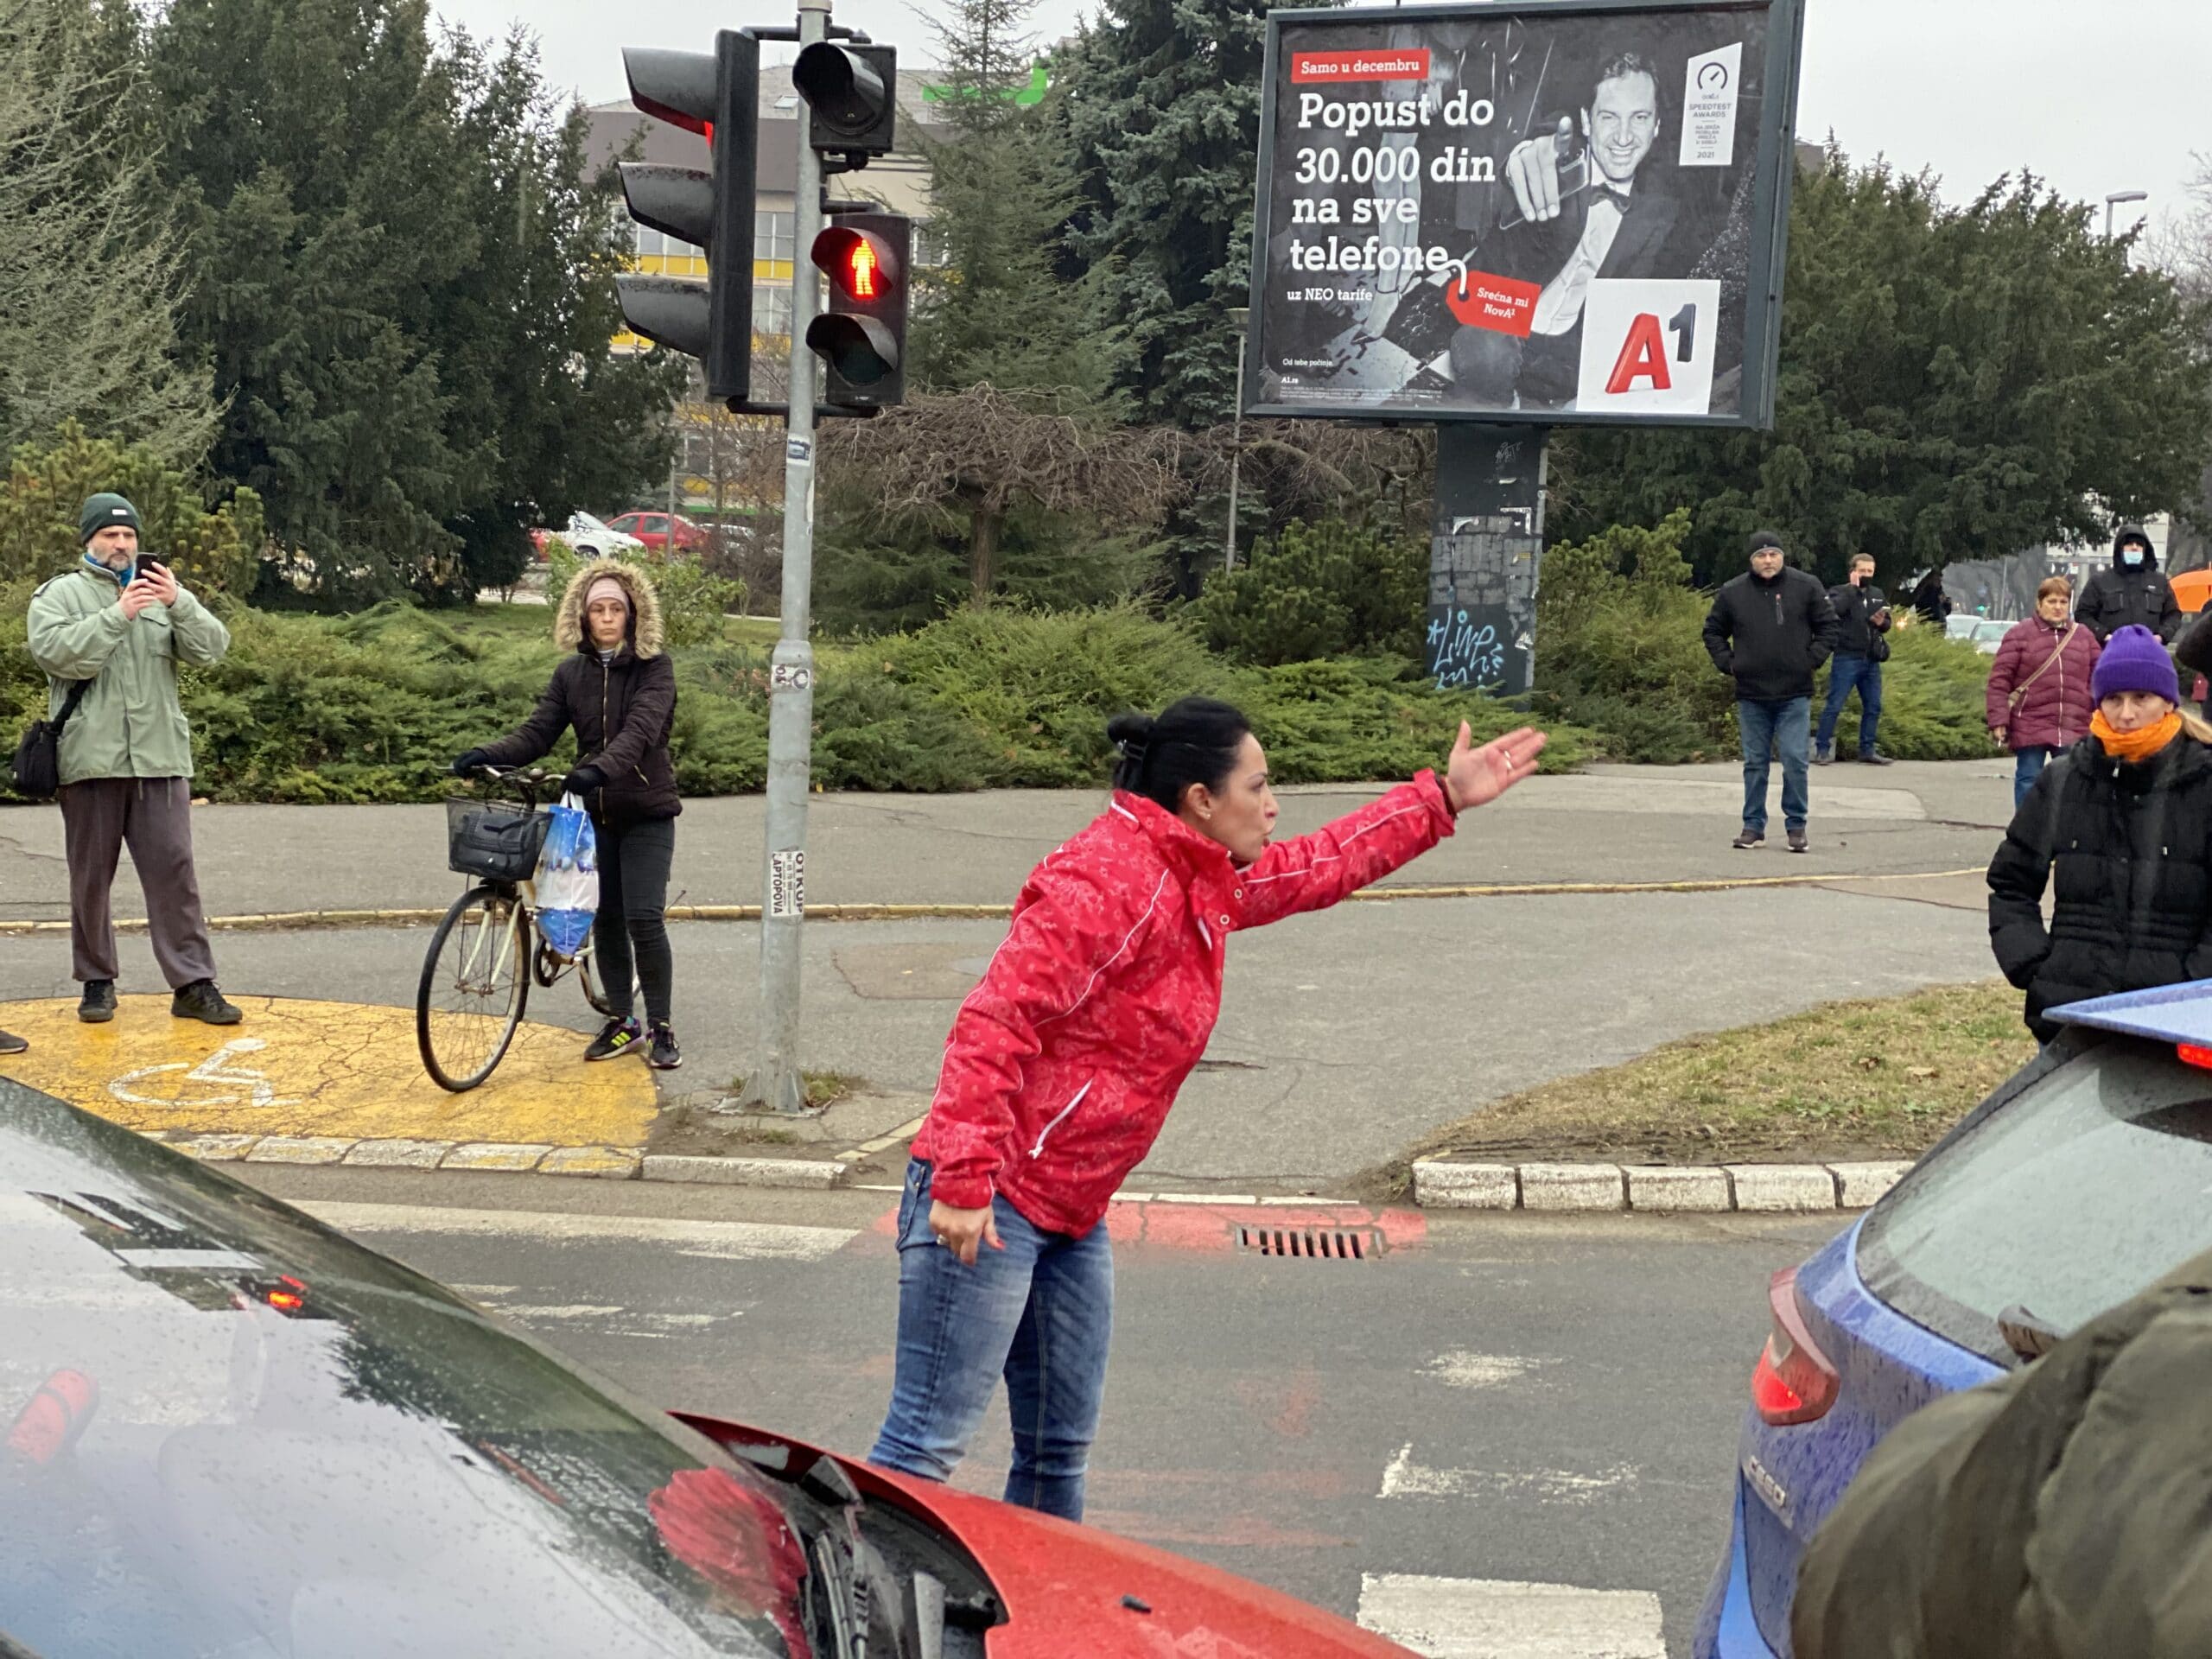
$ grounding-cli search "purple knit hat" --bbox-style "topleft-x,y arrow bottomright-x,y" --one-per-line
2091,625 -> 2179,705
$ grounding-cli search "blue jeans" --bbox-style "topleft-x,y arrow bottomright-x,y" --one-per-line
1738,696 -> 1811,835
2013,744 -> 2059,810
869,1160 -> 1114,1521
1816,654 -> 1883,755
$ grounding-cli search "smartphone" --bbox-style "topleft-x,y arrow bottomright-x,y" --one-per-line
132,554 -> 163,585
1497,132 -> 1590,232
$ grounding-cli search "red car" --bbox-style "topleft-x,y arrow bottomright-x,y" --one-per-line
608,511 -> 708,552
0,1077 -> 1415,1659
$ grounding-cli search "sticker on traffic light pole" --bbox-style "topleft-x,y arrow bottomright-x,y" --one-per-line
1573,278 -> 1722,415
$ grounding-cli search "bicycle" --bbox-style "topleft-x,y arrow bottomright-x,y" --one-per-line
416,766 -> 633,1092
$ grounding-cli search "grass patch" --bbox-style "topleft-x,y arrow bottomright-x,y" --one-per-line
726,1071 -> 861,1111
1410,981 -> 2035,1168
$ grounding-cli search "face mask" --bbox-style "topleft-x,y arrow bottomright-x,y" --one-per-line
2123,549 -> 2146,568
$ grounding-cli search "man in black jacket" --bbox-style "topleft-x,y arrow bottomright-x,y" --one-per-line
1703,531 -> 1841,852
2075,524 -> 2181,643
1815,553 -> 1894,765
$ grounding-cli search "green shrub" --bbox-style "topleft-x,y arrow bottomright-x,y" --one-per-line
0,421 -> 264,595
1189,518 -> 1428,667
1243,658 -> 1595,781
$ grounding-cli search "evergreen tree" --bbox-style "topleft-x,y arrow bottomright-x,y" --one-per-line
0,0 -> 218,466
912,0 -> 1122,401
1060,0 -> 1327,429
143,0 -> 678,604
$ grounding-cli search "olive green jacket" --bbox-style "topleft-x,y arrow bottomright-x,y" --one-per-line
25,562 -> 229,784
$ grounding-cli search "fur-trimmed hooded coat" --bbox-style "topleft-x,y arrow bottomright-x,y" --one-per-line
475,558 -> 681,824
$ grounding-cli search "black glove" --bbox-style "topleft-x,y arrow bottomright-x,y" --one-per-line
561,764 -> 606,798
451,748 -> 491,777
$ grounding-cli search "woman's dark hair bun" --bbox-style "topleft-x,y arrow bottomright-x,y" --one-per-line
1108,698 -> 1250,811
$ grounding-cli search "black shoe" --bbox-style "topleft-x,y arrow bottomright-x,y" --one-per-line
78,980 -> 117,1023
584,1016 -> 643,1061
1788,828 -> 1810,854
1813,743 -> 1834,766
648,1022 -> 683,1071
1858,749 -> 1894,766
0,1029 -> 24,1055
1732,828 -> 1764,850
172,980 -> 241,1025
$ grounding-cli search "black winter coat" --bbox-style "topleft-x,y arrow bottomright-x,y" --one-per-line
2075,556 -> 2181,643
1702,566 -> 1840,701
1986,733 -> 2212,1039
477,644 -> 681,826
1794,1243 -> 2212,1659
1825,581 -> 1892,658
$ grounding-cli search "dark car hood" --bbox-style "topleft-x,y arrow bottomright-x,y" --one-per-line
0,1080 -> 805,1659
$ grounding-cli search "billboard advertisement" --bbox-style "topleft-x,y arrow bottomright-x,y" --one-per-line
1246,0 -> 1806,429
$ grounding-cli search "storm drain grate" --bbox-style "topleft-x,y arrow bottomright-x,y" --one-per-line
1237,1226 -> 1376,1261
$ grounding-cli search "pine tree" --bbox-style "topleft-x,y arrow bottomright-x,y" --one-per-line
912,0 -> 1124,403
1061,0 -> 1329,429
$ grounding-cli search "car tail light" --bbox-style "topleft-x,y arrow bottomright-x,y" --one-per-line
1750,1267 -> 1838,1426
2179,1043 -> 2212,1071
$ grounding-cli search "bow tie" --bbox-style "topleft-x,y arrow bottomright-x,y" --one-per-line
1590,182 -> 1633,211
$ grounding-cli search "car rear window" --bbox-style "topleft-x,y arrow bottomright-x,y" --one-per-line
1858,1035 -> 2212,1365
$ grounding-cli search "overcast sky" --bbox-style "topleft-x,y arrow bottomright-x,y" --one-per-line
431,0 -> 2209,237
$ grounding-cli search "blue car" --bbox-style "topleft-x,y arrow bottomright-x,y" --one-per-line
1694,982 -> 2212,1657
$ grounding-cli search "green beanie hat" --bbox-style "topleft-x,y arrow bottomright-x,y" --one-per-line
79,493 -> 141,544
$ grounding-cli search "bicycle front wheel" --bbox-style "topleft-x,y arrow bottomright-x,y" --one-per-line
417,884 -> 531,1091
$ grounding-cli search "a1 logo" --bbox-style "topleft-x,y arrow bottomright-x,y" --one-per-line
1575,278 -> 1724,413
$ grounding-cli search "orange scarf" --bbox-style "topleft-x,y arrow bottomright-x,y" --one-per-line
2092,709 -> 2183,764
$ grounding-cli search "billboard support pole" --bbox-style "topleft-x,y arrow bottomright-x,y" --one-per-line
1425,423 -> 1547,696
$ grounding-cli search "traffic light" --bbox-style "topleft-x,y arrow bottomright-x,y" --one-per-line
806,213 -> 910,409
791,42 -> 899,165
615,31 -> 758,404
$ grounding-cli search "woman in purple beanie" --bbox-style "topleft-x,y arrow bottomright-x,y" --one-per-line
1987,625 -> 2212,1040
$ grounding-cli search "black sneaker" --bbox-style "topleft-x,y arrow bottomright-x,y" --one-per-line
647,1022 -> 683,1071
1732,828 -> 1764,850
172,981 -> 242,1025
584,1016 -> 643,1061
79,980 -> 117,1023
1788,827 -> 1810,854
0,1029 -> 24,1055
1858,749 -> 1894,766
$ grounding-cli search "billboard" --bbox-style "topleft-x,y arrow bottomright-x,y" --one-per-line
1246,0 -> 1806,429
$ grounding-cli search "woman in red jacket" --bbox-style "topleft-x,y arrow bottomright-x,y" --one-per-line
1986,577 -> 2101,810
868,696 -> 1547,1518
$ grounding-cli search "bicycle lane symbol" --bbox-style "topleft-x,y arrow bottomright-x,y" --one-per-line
108,1038 -> 302,1111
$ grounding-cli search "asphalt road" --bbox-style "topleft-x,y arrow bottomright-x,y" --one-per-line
242,1164 -> 1843,1657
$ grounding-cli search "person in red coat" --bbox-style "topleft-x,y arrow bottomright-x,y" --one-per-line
1986,576 -> 2102,810
868,697 -> 1547,1519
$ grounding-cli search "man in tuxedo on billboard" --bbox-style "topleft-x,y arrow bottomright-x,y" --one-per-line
1448,49 -> 1680,409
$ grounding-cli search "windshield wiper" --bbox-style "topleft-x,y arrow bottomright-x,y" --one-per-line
1998,1301 -> 2064,1363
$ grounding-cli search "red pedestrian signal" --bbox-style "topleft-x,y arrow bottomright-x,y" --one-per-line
842,239 -> 880,301
806,213 -> 909,407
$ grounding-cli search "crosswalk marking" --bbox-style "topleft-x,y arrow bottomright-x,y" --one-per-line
1378,1444 -> 1640,1503
1357,1574 -> 1665,1659
1420,1351 -> 1549,1391
299,1201 -> 858,1262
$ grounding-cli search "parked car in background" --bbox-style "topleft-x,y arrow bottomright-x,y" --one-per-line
608,512 -> 708,553
1971,619 -> 2011,654
1693,982 -> 2212,1656
1942,613 -> 1980,641
562,512 -> 645,559
0,1078 -> 1415,1659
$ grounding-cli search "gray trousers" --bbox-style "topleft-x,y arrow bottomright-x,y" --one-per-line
58,777 -> 217,988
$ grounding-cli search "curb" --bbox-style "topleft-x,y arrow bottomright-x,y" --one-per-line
1411,1158 -> 1912,1214
166,1131 -> 853,1191
0,869 -> 1984,938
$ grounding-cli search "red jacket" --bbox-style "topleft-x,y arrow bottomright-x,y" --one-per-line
912,773 -> 1459,1235
1986,615 -> 2101,751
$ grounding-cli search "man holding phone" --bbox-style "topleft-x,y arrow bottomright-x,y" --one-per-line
25,493 -> 240,1027
1447,49 -> 1681,409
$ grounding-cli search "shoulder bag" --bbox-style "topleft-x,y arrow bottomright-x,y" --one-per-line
2006,625 -> 2075,716
11,679 -> 92,799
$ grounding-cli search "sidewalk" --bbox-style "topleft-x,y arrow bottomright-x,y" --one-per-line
0,761 -> 2018,1189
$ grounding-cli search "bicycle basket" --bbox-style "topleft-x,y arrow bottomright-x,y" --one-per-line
446,798 -> 549,882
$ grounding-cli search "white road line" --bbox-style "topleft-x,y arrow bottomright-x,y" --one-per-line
1379,1445 -> 1639,1504
298,1201 -> 859,1262
1421,1352 -> 1550,1391
1357,1573 -> 1665,1659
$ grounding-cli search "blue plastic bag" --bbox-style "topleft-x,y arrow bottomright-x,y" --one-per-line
535,792 -> 600,959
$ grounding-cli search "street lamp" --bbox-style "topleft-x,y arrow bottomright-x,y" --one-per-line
2105,189 -> 2148,240
1226,307 -> 1249,574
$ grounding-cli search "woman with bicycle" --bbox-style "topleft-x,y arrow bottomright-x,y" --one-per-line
454,559 -> 683,1070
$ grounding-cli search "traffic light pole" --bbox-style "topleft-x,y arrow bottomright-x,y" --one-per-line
742,0 -> 831,1116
